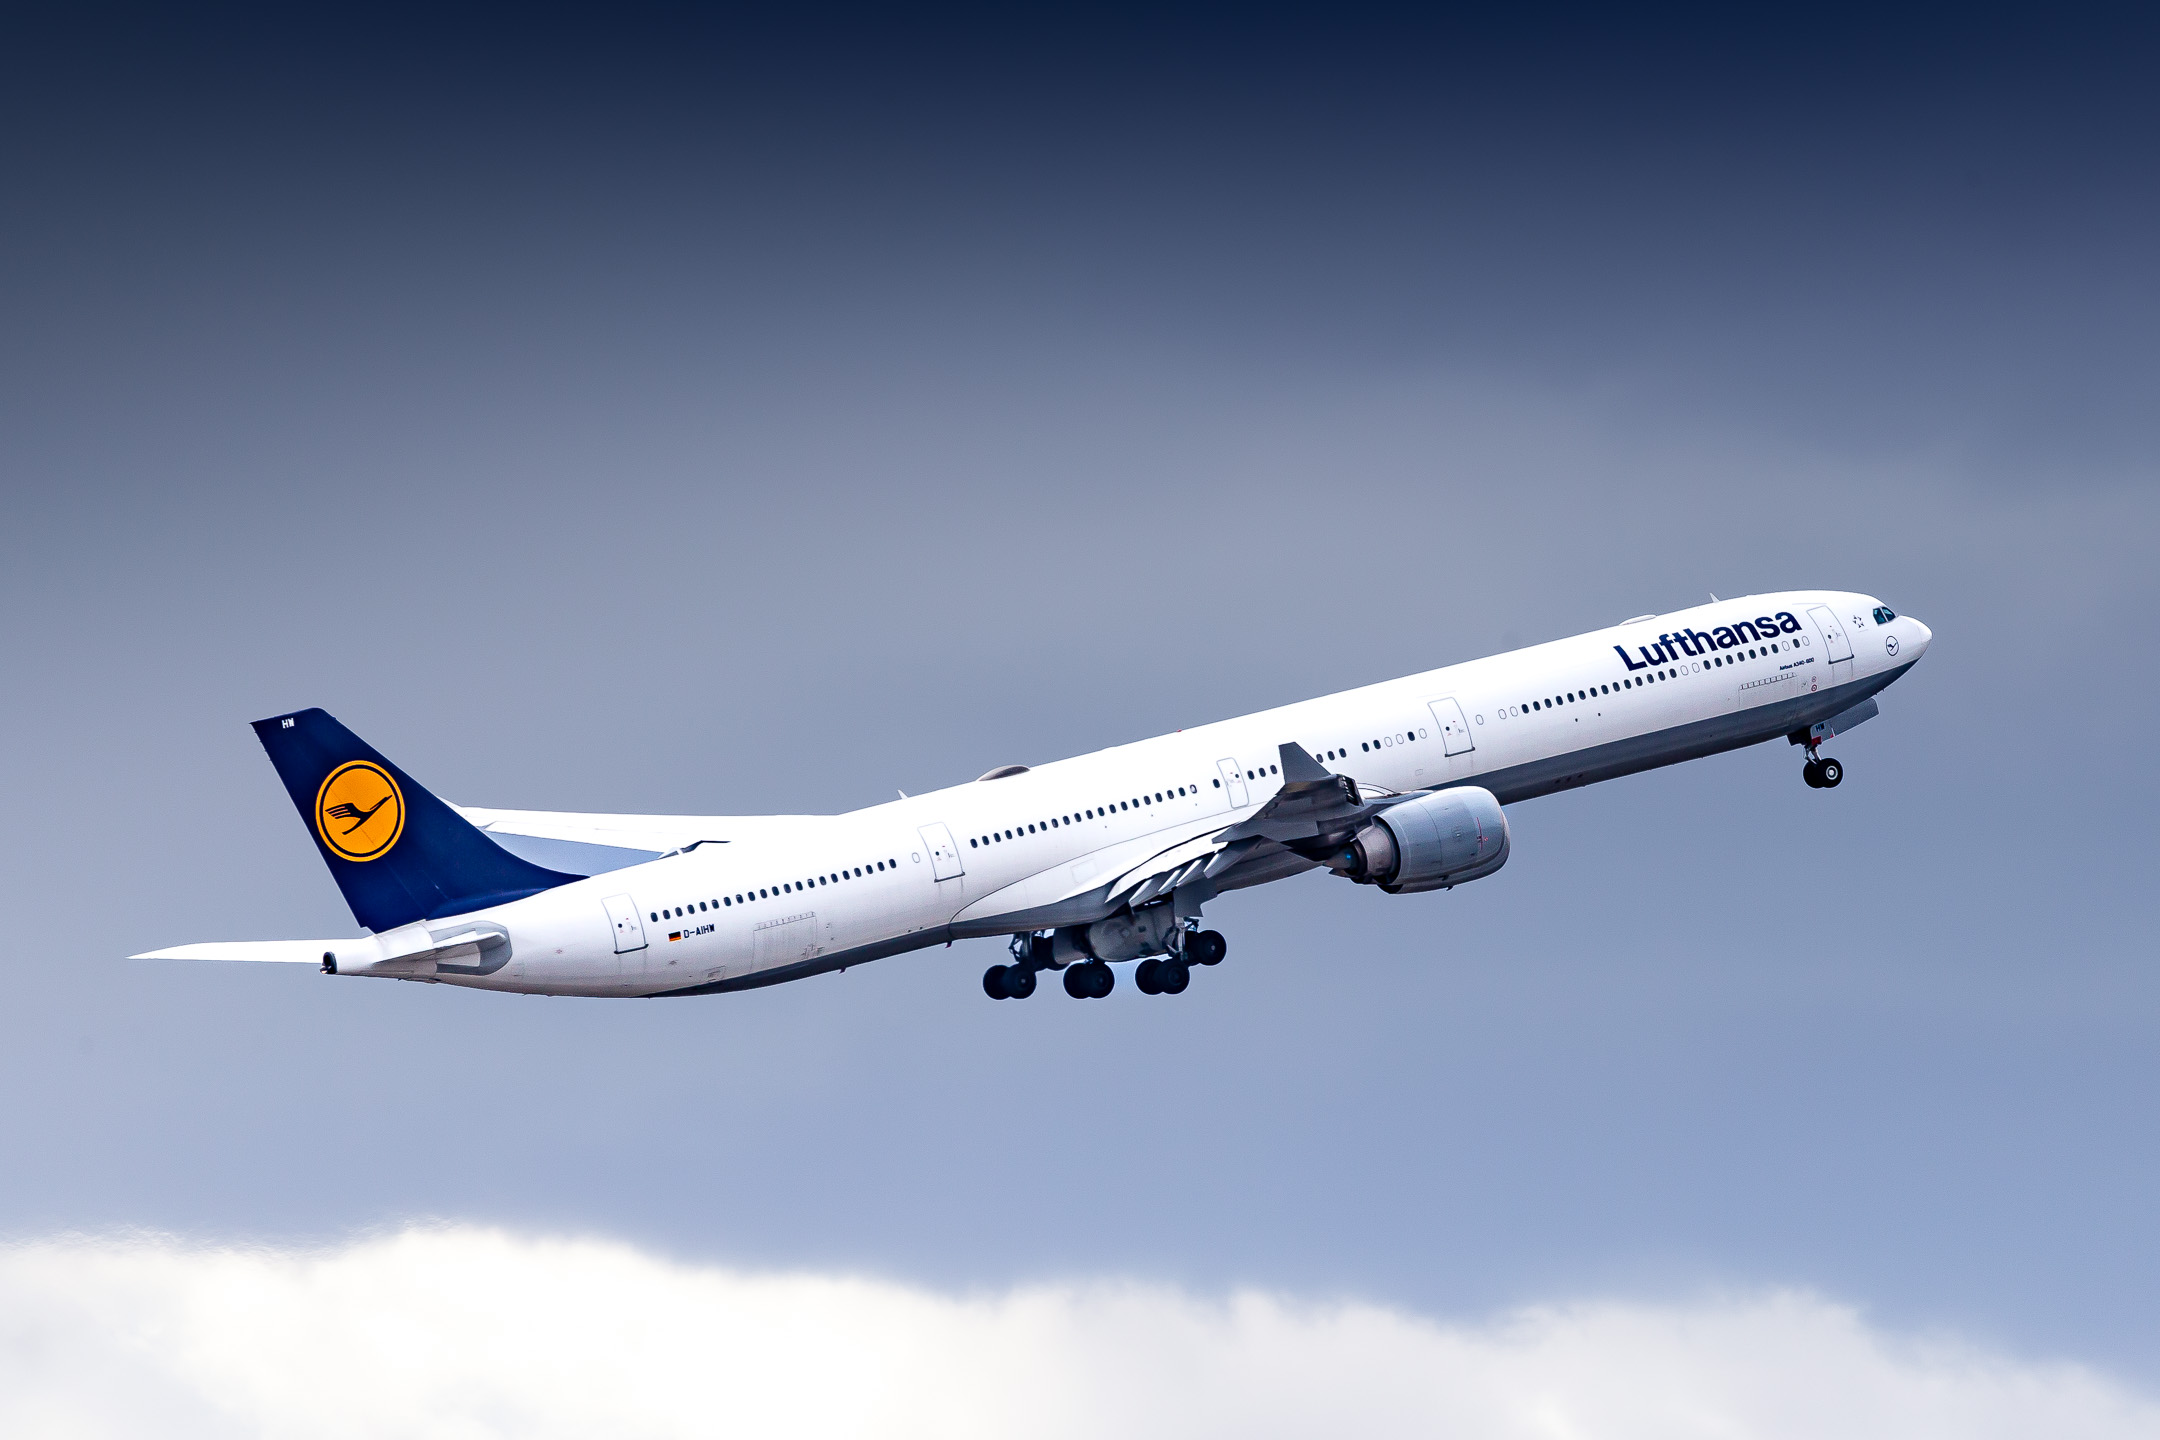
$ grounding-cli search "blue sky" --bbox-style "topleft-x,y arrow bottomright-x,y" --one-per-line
2,7 -> 2157,1429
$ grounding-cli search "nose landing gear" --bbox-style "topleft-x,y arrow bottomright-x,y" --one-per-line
1802,754 -> 1843,788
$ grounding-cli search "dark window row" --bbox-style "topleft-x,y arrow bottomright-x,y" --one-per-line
1302,732 -> 1425,765
968,785 -> 1201,851
1518,641 -> 1787,714
649,856 -> 899,923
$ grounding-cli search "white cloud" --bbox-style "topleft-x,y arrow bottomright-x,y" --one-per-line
0,1225 -> 2150,1440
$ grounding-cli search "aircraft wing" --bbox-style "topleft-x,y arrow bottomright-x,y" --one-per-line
1100,744 -> 1392,909
1214,743 -> 1392,846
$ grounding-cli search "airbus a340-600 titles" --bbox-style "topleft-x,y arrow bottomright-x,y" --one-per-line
139,592 -> 1929,1000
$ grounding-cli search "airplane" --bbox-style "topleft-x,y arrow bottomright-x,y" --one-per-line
136,591 -> 1930,1001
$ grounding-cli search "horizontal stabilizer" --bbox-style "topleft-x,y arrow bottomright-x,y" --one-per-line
134,920 -> 509,975
131,941 -> 341,964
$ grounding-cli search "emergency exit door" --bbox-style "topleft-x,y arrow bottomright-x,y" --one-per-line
918,823 -> 965,881
603,893 -> 646,953
1428,697 -> 1476,756
1217,758 -> 1249,808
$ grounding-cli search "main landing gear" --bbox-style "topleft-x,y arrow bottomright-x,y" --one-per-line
982,928 -> 1229,999
982,964 -> 1037,999
1062,961 -> 1115,998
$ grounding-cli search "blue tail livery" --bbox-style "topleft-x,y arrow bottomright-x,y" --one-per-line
251,708 -> 581,932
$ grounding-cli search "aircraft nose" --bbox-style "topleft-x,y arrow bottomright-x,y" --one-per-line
1906,617 -> 1932,658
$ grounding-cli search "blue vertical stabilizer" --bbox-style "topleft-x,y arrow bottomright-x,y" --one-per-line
251,708 -> 582,932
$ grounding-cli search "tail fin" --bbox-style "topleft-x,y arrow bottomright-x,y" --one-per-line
252,708 -> 581,932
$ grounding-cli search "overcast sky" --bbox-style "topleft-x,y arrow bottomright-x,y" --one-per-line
3,7 -> 2157,1431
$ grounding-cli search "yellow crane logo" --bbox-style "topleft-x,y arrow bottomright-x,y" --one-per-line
314,761 -> 405,862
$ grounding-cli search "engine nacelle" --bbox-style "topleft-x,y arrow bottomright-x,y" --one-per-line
1331,786 -> 1510,894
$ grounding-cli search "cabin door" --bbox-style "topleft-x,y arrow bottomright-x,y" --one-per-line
603,893 -> 646,954
1428,697 -> 1476,756
918,823 -> 966,881
1807,606 -> 1855,686
1217,758 -> 1249,808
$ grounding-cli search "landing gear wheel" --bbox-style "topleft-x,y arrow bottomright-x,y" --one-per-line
1064,962 -> 1115,999
983,965 -> 1012,999
1157,960 -> 1190,994
1003,966 -> 1037,998
1135,958 -> 1164,995
1817,757 -> 1843,788
1802,760 -> 1823,788
1188,930 -> 1227,966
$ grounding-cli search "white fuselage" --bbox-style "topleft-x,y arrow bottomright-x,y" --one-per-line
338,591 -> 1929,997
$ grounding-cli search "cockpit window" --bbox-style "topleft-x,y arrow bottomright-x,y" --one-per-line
1872,606 -> 1896,624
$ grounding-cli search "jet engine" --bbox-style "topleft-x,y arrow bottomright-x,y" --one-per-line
1328,785 -> 1509,894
